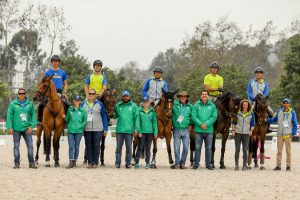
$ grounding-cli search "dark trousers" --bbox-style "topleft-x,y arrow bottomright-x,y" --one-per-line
115,133 -> 133,165
84,131 -> 103,165
135,134 -> 154,164
234,133 -> 250,166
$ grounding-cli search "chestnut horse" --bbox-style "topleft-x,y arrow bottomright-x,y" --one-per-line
248,93 -> 268,170
33,75 -> 65,167
189,92 -> 241,168
151,89 -> 178,168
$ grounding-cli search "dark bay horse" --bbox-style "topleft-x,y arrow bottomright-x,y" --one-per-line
151,89 -> 178,168
189,92 -> 241,168
99,89 -> 116,166
248,93 -> 268,170
33,75 -> 65,167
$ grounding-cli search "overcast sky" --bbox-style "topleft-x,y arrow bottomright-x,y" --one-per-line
20,0 -> 300,70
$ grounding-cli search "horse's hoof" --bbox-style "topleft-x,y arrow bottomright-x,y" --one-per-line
260,166 -> 266,170
54,163 -> 60,167
220,165 -> 226,169
35,161 -> 39,166
254,164 -> 259,168
45,164 -> 51,167
150,164 -> 157,169
100,163 -> 105,167
169,160 -> 174,165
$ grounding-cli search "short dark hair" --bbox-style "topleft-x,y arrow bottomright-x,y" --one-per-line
18,88 -> 26,93
200,89 -> 209,95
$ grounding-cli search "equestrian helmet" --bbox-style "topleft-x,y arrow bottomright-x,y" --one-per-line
254,66 -> 264,73
209,61 -> 220,69
93,59 -> 103,67
153,67 -> 163,73
50,54 -> 61,62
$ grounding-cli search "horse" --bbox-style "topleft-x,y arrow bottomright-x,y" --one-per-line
151,89 -> 178,168
248,93 -> 268,170
99,89 -> 116,166
189,92 -> 241,168
33,74 -> 65,167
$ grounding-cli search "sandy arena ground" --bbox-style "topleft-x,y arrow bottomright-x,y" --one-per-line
0,134 -> 300,200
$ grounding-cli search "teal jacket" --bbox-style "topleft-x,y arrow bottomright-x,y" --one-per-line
113,100 -> 138,134
192,99 -> 217,133
136,107 -> 158,135
64,106 -> 87,134
172,100 -> 193,129
6,98 -> 37,132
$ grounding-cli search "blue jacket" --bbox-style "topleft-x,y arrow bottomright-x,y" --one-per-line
142,78 -> 168,100
247,79 -> 269,102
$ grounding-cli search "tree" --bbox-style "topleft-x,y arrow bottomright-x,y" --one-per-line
37,5 -> 70,61
279,34 -> 300,117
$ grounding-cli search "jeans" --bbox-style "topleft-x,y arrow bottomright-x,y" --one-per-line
84,131 -> 103,165
115,133 -> 133,165
194,132 -> 213,167
173,128 -> 190,166
135,134 -> 154,164
13,130 -> 34,164
67,133 -> 83,160
234,133 -> 249,166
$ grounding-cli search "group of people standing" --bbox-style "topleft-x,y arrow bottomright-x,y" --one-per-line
5,56 -> 298,171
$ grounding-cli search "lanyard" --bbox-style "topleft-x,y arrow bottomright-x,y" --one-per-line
180,104 -> 186,116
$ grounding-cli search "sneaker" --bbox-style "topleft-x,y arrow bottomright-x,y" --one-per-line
235,165 -> 239,171
170,164 -> 180,169
29,162 -> 37,169
206,165 -> 213,170
273,166 -> 281,171
191,165 -> 199,170
134,163 -> 140,169
286,167 -> 291,171
180,164 -> 187,169
87,163 -> 93,169
13,163 -> 20,169
145,164 -> 151,169
92,164 -> 98,168
242,165 -> 247,171
115,164 -> 120,168
125,164 -> 132,169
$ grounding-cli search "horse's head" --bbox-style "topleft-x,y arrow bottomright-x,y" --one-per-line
103,89 -> 117,118
254,93 -> 268,123
33,74 -> 55,102
161,89 -> 179,118
217,91 -> 241,123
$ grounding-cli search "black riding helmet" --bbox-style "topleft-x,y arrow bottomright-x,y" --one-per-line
153,66 -> 163,73
210,61 -> 220,69
254,66 -> 264,73
93,59 -> 103,67
51,54 -> 61,62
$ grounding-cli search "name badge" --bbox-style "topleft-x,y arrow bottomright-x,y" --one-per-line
177,115 -> 184,123
20,114 -> 27,122
87,113 -> 93,122
283,120 -> 289,128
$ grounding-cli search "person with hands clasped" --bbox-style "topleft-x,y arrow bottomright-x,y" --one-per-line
81,89 -> 108,168
134,97 -> 158,169
113,91 -> 139,169
6,88 -> 37,169
62,95 -> 87,169
231,99 -> 255,171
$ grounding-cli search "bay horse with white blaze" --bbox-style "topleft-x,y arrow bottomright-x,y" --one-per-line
151,89 -> 178,168
33,75 -> 65,167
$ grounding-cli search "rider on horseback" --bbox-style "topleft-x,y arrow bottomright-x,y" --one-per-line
84,59 -> 107,100
142,67 -> 168,108
247,66 -> 273,116
204,62 -> 224,100
37,54 -> 69,123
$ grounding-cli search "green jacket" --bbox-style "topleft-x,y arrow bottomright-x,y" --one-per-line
65,106 -> 87,134
6,98 -> 37,132
192,99 -> 217,133
113,100 -> 138,134
136,107 -> 158,135
172,100 -> 193,129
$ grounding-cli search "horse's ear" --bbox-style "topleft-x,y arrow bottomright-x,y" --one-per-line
173,88 -> 179,94
265,95 -> 269,100
41,76 -> 47,81
112,89 -> 117,95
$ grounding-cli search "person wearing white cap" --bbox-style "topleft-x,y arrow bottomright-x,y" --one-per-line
268,98 -> 298,171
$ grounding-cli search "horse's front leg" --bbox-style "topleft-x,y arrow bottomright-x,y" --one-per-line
260,138 -> 266,170
165,127 -> 174,165
35,124 -> 43,165
44,129 -> 51,167
132,135 -> 138,160
190,131 -> 195,166
151,137 -> 158,168
53,127 -> 63,167
100,135 -> 106,166
211,133 -> 216,168
220,131 -> 229,169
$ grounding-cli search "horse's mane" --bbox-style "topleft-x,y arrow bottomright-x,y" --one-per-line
217,91 -> 235,104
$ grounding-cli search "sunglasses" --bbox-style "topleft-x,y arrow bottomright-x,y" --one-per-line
18,93 -> 26,95
89,93 -> 96,95
283,102 -> 289,104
